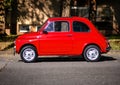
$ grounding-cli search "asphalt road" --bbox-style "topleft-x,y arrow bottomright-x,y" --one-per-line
0,54 -> 120,85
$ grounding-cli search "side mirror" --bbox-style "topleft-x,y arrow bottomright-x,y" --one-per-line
42,30 -> 48,34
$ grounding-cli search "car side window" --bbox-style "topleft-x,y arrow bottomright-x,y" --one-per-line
45,21 -> 69,32
55,21 -> 69,32
73,21 -> 90,32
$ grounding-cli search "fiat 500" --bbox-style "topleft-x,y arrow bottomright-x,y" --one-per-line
14,17 -> 111,63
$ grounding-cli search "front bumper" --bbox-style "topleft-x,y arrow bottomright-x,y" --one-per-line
13,46 -> 16,55
106,46 -> 111,52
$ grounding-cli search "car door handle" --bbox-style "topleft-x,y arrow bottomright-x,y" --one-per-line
67,34 -> 73,37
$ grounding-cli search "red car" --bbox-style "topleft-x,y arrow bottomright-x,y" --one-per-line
14,17 -> 111,63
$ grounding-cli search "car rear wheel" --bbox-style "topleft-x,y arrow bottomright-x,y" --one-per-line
83,45 -> 101,62
20,45 -> 38,63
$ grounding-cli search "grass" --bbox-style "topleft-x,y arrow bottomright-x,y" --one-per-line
0,42 -> 13,51
109,39 -> 120,50
0,35 -> 17,50
107,35 -> 120,50
0,35 -> 18,42
108,35 -> 120,39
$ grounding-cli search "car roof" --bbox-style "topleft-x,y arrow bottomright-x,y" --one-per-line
48,17 -> 90,22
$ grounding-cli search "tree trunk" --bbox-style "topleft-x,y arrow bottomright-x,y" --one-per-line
89,0 -> 97,23
61,0 -> 71,17
0,1 -> 5,34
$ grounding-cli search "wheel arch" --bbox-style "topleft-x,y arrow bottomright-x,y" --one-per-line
82,43 -> 101,54
19,44 -> 38,54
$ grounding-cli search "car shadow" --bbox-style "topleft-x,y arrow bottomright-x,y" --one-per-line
100,55 -> 117,62
18,55 -> 117,63
37,56 -> 85,62
34,55 -> 117,62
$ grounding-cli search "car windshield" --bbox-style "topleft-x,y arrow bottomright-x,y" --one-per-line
37,20 -> 48,31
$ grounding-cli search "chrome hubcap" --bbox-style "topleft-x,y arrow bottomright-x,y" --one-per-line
23,48 -> 35,61
86,48 -> 99,60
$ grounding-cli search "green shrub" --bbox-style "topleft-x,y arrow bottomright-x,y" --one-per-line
108,35 -> 120,39
0,35 -> 18,42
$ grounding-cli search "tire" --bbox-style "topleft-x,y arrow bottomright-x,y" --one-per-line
83,45 -> 101,62
20,45 -> 38,63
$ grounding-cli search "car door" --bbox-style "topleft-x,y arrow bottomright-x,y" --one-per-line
39,21 -> 73,55
72,21 -> 91,55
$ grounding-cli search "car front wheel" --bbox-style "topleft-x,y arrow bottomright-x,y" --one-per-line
20,45 -> 38,63
83,45 -> 101,62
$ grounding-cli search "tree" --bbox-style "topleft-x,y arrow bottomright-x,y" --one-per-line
4,0 -> 13,33
0,0 -> 5,34
4,0 -> 13,10
61,0 -> 71,17
89,0 -> 97,23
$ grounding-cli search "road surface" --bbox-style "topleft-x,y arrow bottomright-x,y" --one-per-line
0,54 -> 120,85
